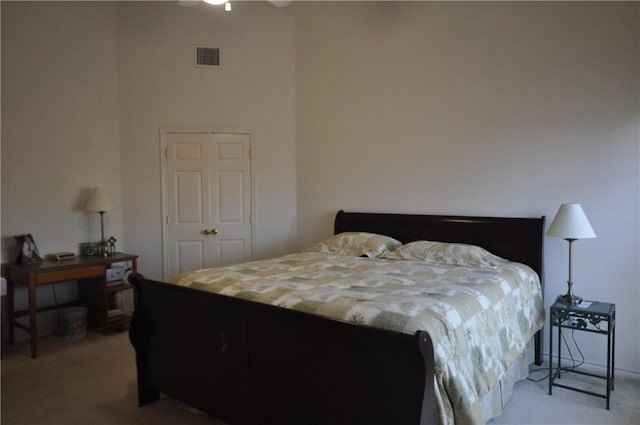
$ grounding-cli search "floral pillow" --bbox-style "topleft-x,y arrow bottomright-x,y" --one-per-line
305,232 -> 402,258
383,240 -> 507,268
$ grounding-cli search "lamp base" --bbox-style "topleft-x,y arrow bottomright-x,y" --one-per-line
556,293 -> 583,304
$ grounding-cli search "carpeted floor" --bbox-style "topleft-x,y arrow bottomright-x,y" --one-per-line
1,331 -> 638,425
490,366 -> 640,424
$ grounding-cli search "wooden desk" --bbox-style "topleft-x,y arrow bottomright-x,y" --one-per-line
3,253 -> 138,358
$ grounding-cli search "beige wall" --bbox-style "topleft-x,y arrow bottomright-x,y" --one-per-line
2,2 -> 123,335
2,1 -> 638,374
2,2 -> 122,257
2,1 -> 297,273
116,1 -> 297,278
1,1 -> 296,336
295,2 -> 639,374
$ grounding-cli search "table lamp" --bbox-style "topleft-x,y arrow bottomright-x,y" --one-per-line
84,188 -> 115,255
546,203 -> 596,304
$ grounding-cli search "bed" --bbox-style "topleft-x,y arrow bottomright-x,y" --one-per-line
129,210 -> 545,425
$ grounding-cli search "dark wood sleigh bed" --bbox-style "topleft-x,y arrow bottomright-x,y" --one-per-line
129,210 -> 545,425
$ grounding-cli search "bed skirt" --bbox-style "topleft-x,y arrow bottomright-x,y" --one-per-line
481,339 -> 534,422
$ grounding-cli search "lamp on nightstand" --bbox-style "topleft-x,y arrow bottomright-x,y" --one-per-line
84,188 -> 115,255
547,203 -> 596,304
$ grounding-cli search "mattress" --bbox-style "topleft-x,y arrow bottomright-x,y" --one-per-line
173,252 -> 544,424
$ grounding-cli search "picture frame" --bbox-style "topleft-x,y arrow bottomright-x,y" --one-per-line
15,234 -> 43,264
80,242 -> 99,256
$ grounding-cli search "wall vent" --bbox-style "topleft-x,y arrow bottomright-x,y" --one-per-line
195,46 -> 220,67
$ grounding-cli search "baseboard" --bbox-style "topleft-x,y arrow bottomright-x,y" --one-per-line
543,351 -> 640,378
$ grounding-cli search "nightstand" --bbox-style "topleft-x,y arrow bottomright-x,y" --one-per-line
548,300 -> 615,409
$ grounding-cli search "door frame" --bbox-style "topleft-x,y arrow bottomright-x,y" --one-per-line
159,127 -> 256,280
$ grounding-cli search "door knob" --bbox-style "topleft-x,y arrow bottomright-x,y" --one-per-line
202,228 -> 219,235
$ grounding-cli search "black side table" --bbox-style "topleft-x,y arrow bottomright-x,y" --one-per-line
549,300 -> 615,409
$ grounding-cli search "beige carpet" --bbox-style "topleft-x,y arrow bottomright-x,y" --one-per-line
1,332 -> 223,425
1,331 -> 638,425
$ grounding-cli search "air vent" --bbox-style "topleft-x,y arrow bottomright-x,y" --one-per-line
195,46 -> 220,67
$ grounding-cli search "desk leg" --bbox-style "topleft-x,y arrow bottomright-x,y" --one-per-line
548,320 -> 553,395
7,279 -> 15,346
28,277 -> 37,358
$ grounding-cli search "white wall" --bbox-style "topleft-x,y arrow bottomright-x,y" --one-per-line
295,2 -> 639,374
116,1 -> 297,279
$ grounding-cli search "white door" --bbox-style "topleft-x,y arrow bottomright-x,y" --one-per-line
163,130 -> 252,279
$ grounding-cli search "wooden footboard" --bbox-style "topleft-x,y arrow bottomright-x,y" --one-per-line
129,274 -> 438,425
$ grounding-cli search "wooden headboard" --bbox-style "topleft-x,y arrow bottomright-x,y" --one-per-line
334,210 -> 545,282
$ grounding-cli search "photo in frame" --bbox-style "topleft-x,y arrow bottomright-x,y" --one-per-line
80,242 -> 100,256
15,233 -> 43,264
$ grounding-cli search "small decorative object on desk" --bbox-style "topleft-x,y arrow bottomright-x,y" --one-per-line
15,234 -> 43,264
46,251 -> 76,261
107,236 -> 117,255
81,242 -> 99,256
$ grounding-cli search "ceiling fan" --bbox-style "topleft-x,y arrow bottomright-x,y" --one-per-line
179,0 -> 291,12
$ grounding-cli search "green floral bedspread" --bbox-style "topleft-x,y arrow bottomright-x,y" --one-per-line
173,253 -> 544,424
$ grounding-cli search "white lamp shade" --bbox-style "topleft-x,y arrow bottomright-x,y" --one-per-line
547,203 -> 596,239
84,188 -> 115,212
203,0 -> 227,4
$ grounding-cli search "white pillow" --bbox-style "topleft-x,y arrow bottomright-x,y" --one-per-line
383,240 -> 507,268
305,232 -> 402,258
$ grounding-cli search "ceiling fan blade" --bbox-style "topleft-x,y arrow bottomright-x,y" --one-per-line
179,0 -> 291,8
268,1 -> 292,7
